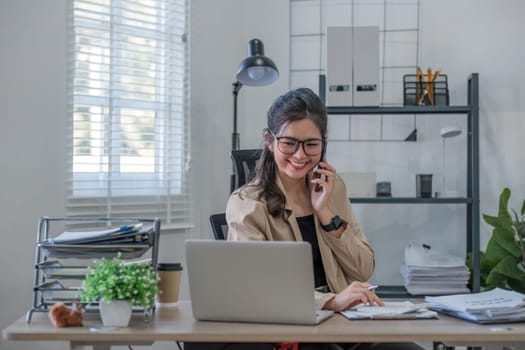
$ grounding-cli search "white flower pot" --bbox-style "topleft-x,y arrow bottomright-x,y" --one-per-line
99,299 -> 132,327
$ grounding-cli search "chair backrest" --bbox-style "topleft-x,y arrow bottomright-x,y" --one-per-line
230,149 -> 262,192
209,213 -> 228,240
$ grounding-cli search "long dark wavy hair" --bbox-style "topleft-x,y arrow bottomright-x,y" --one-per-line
252,87 -> 327,218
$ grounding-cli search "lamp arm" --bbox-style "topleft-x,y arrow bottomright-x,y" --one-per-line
233,81 -> 243,95
232,81 -> 243,150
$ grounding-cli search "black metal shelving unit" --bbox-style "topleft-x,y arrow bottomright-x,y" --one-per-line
324,74 -> 480,296
350,197 -> 473,204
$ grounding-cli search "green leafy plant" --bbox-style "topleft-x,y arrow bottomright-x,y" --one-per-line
80,254 -> 159,309
468,188 -> 525,292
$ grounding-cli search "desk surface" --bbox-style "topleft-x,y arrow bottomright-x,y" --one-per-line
4,301 -> 525,345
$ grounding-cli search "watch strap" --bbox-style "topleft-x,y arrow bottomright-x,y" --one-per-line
320,215 -> 343,232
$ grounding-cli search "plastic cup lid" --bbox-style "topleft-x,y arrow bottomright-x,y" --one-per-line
157,263 -> 183,271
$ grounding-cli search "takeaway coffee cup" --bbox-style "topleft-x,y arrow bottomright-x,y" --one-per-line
156,263 -> 183,307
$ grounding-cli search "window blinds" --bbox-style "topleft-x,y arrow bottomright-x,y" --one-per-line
66,0 -> 191,229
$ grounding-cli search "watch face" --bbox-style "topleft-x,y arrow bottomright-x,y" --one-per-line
333,215 -> 342,229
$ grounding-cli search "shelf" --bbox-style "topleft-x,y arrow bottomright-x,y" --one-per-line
326,74 -> 480,293
38,242 -> 152,259
327,105 -> 472,115
375,285 -> 415,299
350,197 -> 473,204
290,28 -> 419,38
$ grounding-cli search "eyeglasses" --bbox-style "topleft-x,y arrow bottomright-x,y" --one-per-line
270,131 -> 325,156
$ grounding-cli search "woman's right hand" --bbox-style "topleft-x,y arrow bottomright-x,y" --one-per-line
325,281 -> 384,312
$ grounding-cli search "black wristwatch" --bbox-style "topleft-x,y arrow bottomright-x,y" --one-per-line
321,215 -> 343,232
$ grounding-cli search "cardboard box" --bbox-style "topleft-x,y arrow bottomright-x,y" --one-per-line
339,172 -> 377,197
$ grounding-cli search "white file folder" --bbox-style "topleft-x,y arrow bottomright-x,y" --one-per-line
326,26 -> 379,107
327,26 -> 353,107
353,26 -> 379,106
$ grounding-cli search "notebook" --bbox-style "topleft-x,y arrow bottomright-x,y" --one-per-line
185,239 -> 334,325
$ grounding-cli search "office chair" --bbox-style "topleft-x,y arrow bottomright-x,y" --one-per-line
230,149 -> 262,193
209,213 -> 228,240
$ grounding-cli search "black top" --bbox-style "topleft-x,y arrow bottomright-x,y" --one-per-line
296,214 -> 328,289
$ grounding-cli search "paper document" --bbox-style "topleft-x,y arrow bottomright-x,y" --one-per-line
340,301 -> 438,320
47,223 -> 147,244
402,241 -> 470,295
426,288 -> 525,313
405,241 -> 465,268
425,288 -> 525,324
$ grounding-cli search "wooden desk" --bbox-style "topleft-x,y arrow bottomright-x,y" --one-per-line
4,301 -> 525,350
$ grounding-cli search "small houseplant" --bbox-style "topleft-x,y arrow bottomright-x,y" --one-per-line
80,253 -> 159,326
468,188 -> 525,292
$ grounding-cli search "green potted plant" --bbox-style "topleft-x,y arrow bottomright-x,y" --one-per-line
80,253 -> 159,327
468,188 -> 525,292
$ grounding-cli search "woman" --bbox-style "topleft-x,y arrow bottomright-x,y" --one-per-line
226,88 -> 423,350
226,87 -> 380,310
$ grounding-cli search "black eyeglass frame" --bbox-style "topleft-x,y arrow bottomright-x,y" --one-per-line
269,130 -> 327,156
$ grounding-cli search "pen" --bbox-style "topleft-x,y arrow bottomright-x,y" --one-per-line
367,284 -> 379,291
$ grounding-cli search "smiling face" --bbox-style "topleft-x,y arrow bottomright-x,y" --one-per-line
268,118 -> 323,183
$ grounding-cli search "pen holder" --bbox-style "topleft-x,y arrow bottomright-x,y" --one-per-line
403,74 -> 449,106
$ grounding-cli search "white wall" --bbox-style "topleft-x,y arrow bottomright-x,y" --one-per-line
189,0 -> 290,240
419,0 -> 525,214
0,2 -> 68,349
1,0 -> 525,349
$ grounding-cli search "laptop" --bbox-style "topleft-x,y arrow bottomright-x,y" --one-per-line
185,239 -> 334,325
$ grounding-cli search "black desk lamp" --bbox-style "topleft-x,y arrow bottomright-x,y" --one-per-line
230,39 -> 278,192
232,38 -> 279,151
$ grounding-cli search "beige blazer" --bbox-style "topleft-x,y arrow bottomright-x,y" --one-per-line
226,175 -> 375,309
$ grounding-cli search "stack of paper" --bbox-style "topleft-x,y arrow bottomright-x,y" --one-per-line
340,301 -> 438,320
45,223 -> 152,245
425,288 -> 525,324
401,241 -> 470,296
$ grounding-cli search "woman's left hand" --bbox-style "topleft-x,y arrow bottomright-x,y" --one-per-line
310,161 -> 336,214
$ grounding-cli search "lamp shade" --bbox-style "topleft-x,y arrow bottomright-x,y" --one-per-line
440,126 -> 462,138
236,39 -> 279,86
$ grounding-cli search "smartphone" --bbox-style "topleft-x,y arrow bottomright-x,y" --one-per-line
314,144 -> 326,192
